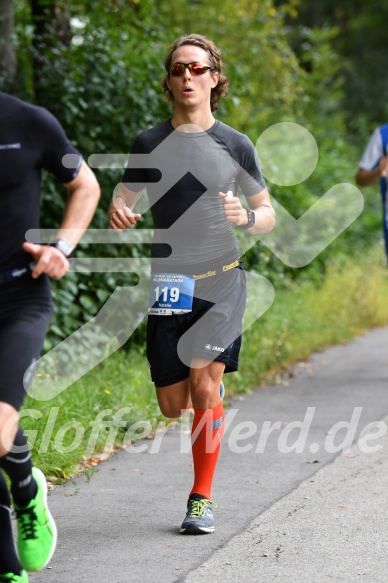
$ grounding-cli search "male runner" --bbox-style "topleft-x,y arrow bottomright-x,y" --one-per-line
109,34 -> 275,534
0,91 -> 100,581
356,124 -> 388,262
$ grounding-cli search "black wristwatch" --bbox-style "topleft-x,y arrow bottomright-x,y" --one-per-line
239,208 -> 256,230
49,239 -> 75,258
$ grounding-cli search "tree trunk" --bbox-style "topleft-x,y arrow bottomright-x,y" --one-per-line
0,0 -> 17,80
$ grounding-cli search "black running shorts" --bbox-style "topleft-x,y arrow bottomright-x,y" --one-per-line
146,264 -> 246,387
0,275 -> 53,410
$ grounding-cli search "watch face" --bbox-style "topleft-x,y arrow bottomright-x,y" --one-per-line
239,209 -> 255,229
247,209 -> 255,227
59,241 -> 71,255
52,239 -> 74,257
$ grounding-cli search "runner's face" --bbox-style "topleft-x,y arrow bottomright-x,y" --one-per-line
167,45 -> 219,112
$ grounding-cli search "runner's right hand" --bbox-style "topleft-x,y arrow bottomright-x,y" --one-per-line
109,207 -> 141,232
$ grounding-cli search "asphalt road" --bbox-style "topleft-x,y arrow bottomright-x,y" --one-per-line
28,326 -> 388,583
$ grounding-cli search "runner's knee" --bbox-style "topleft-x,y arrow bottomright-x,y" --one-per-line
190,379 -> 218,409
0,403 -> 19,457
156,386 -> 191,419
159,403 -> 186,419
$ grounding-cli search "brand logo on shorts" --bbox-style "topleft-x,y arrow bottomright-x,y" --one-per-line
204,344 -> 225,352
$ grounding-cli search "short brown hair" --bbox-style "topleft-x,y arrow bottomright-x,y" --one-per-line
162,34 -> 229,112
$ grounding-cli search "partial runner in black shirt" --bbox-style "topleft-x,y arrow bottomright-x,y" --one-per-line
0,91 -> 100,582
109,34 -> 275,536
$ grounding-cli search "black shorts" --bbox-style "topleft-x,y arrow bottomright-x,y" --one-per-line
146,264 -> 246,387
0,275 -> 53,410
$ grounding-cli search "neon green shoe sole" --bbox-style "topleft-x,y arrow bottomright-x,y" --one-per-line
15,467 -> 57,572
0,570 -> 29,582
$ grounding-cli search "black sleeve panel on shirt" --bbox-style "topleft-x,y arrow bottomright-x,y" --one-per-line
122,121 -> 170,191
237,134 -> 267,197
212,122 -> 266,197
28,106 -> 82,184
122,133 -> 149,191
122,120 -> 266,202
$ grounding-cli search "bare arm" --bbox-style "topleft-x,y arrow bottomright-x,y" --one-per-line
356,157 -> 388,187
23,160 -> 101,279
108,183 -> 143,232
219,187 -> 275,235
56,159 -> 101,244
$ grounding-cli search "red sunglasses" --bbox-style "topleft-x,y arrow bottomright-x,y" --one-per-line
169,62 -> 213,77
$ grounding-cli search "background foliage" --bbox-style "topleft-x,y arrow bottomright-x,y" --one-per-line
0,0 -> 385,350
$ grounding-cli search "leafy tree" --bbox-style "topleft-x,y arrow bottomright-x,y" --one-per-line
157,0 -> 306,134
278,0 -> 388,135
0,0 -> 17,82
0,0 -> 383,348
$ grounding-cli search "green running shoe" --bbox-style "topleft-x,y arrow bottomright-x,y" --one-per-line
0,571 -> 28,582
180,498 -> 217,534
14,467 -> 57,571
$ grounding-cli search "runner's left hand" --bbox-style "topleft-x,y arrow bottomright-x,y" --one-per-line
22,242 -> 70,279
218,191 -> 247,227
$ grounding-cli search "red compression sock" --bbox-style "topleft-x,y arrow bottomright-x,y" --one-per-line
190,400 -> 225,500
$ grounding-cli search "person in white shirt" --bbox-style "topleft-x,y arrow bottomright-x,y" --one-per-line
356,124 -> 388,261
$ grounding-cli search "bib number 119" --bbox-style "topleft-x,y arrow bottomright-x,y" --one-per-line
149,273 -> 194,314
155,286 -> 180,303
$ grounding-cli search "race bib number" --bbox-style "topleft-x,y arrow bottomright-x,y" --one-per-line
148,273 -> 195,315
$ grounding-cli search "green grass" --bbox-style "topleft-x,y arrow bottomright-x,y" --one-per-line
231,247 -> 388,393
23,350 -> 160,482
22,247 -> 388,481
